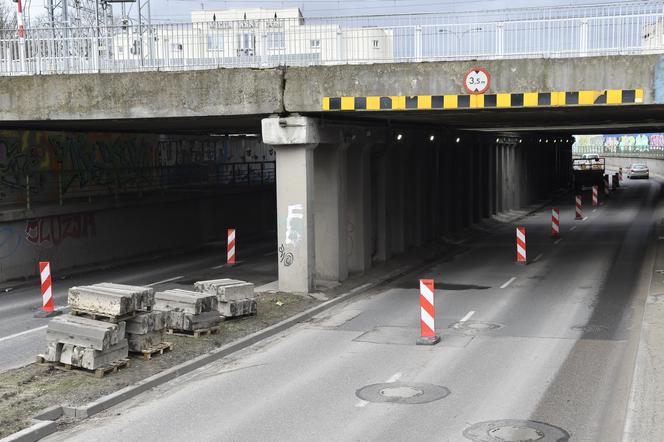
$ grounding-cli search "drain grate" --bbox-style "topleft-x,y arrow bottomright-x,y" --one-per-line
449,321 -> 503,334
463,420 -> 570,442
572,324 -> 608,333
355,382 -> 450,404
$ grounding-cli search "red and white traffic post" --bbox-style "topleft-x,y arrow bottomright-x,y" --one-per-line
417,279 -> 440,345
40,262 -> 53,312
592,185 -> 599,207
619,167 -> 624,181
575,195 -> 583,220
604,175 -> 610,197
227,228 -> 236,265
551,208 -> 560,237
516,227 -> 527,264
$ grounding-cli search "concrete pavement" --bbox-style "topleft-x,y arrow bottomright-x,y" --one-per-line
44,178 -> 660,442
0,239 -> 277,372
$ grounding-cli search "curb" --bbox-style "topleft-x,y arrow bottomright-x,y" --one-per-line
1,191 -> 563,441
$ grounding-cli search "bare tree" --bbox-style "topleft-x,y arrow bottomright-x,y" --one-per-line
0,0 -> 17,31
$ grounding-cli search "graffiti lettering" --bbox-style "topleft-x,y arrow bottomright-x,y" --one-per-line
25,213 -> 96,248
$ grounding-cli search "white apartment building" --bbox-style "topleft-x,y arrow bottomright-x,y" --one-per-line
112,7 -> 394,65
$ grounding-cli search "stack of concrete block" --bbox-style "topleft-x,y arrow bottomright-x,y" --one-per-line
68,283 -> 154,317
194,279 -> 257,318
154,289 -> 221,332
41,315 -> 128,370
125,310 -> 169,352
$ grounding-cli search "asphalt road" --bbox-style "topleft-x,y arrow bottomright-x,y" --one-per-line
47,177 -> 661,442
0,238 -> 278,372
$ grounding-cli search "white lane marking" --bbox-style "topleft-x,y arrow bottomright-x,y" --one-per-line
554,238 -> 562,245
592,209 -> 597,212
500,277 -> 517,289
147,276 -> 183,286
0,325 -> 47,343
211,260 -> 245,270
460,311 -> 475,323
570,226 -> 577,231
532,253 -> 544,263
386,372 -> 402,383
582,217 -> 588,221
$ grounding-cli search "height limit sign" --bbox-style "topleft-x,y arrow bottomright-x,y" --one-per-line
464,67 -> 491,94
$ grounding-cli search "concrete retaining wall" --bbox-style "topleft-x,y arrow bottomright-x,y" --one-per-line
604,156 -> 664,179
0,189 -> 275,283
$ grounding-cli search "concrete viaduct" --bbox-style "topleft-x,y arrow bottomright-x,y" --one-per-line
2,54 -> 663,292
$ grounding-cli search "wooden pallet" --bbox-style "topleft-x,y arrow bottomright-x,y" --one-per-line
70,309 -> 135,324
130,342 -> 174,360
36,356 -> 131,378
166,325 -> 221,338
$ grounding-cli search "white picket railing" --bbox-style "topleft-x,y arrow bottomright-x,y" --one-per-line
0,1 -> 663,75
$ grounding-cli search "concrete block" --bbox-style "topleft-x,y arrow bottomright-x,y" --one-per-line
41,342 -> 63,362
219,299 -> 258,318
165,310 -> 185,330
128,331 -> 164,352
182,311 -> 221,331
68,286 -> 134,316
93,283 -> 154,311
195,279 -> 255,302
125,312 -> 155,335
46,315 -> 124,351
151,310 -> 167,331
168,289 -> 218,312
154,290 -> 217,314
60,340 -> 128,370
32,405 -> 63,421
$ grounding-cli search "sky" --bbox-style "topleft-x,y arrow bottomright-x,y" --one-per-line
2,0 -> 642,24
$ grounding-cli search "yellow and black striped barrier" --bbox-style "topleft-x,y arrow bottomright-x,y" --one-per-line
322,89 -> 643,111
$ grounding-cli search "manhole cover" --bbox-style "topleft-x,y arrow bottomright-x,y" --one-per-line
572,324 -> 608,333
356,382 -> 450,404
449,321 -> 503,334
463,420 -> 570,442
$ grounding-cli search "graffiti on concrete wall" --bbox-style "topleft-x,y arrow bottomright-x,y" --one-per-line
25,213 -> 96,248
574,133 -> 664,153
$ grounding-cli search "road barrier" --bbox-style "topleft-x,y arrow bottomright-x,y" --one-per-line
40,262 -> 54,312
575,195 -> 583,220
227,229 -> 236,265
619,167 -> 624,181
417,279 -> 440,345
516,227 -> 527,264
604,175 -> 610,196
592,185 -> 599,207
551,208 -> 560,237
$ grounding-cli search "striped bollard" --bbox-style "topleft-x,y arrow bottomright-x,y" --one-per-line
619,167 -> 623,181
551,208 -> 560,237
575,195 -> 583,220
417,279 -> 440,345
227,228 -> 236,265
34,262 -> 61,318
592,185 -> 598,207
516,227 -> 527,264
604,175 -> 610,197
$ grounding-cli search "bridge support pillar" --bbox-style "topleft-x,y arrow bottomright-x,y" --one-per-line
314,143 -> 349,283
262,115 -> 347,293
347,144 -> 372,274
390,142 -> 406,254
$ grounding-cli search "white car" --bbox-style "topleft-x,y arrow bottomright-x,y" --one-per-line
628,164 -> 649,179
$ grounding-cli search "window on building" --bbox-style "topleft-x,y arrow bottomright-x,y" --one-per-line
236,32 -> 255,51
372,39 -> 380,49
267,32 -> 285,50
310,39 -> 320,49
207,34 -> 224,51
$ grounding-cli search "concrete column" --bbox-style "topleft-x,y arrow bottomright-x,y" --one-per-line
440,142 -> 453,235
473,143 -> 482,222
347,144 -> 372,274
430,142 -> 441,238
373,146 -> 391,262
315,143 -> 348,283
390,143 -> 406,254
463,142 -> 473,226
452,142 -> 464,231
413,141 -> 425,246
274,145 -> 316,293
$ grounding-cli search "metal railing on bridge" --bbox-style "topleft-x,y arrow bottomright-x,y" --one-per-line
1,1 -> 663,75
